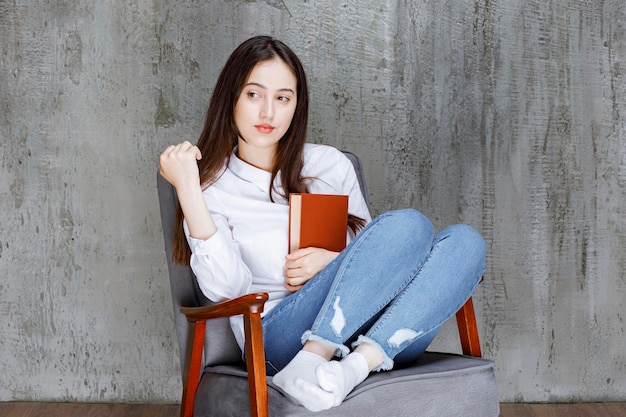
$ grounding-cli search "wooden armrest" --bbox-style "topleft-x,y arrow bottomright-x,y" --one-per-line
180,292 -> 269,417
180,292 -> 269,322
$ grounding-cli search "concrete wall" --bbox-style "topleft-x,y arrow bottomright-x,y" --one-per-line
1,0 -> 624,403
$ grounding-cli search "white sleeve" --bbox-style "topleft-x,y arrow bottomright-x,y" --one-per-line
185,210 -> 252,303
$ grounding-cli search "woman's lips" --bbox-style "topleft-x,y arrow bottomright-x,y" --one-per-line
255,124 -> 275,134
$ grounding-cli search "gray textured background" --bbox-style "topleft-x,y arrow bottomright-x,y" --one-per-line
1,0 -> 624,404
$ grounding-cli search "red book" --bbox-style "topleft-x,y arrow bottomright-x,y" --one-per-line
288,193 -> 349,253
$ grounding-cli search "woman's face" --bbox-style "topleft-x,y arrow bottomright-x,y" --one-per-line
234,58 -> 298,170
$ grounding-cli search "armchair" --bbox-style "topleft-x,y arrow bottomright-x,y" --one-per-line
157,150 -> 499,417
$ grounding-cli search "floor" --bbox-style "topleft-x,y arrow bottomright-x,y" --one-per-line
498,403 -> 626,417
1,402 -> 625,416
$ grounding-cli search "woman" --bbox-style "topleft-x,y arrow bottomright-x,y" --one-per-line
159,35 -> 486,412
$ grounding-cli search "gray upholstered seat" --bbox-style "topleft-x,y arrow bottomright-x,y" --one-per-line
157,150 -> 499,417
194,352 -> 497,416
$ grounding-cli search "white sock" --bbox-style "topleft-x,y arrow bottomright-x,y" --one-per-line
272,350 -> 335,412
315,352 -> 370,407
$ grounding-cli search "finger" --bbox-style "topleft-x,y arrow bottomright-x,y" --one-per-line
285,275 -> 306,286
284,259 -> 300,271
163,143 -> 186,158
160,145 -> 176,158
164,143 -> 199,162
285,264 -> 312,279
286,247 -> 315,260
284,283 -> 303,292
285,253 -> 307,269
191,145 -> 202,160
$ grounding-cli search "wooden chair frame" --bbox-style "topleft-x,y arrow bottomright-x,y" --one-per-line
178,292 -> 482,417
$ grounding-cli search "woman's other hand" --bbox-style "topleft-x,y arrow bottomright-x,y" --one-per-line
159,141 -> 202,191
159,141 -> 217,240
284,248 -> 338,292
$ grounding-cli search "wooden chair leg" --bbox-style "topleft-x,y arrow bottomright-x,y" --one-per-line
455,296 -> 482,357
181,321 -> 206,417
244,312 -> 268,417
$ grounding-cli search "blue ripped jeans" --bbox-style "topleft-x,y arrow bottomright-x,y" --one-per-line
262,209 -> 486,375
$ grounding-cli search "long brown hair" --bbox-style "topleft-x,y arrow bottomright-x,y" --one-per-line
172,36 -> 364,264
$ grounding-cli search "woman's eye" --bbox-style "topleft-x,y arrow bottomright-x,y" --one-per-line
248,91 -> 260,98
277,96 -> 289,102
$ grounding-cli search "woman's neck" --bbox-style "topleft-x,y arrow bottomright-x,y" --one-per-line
237,141 -> 276,172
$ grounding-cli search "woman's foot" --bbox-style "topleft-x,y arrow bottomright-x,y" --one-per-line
315,352 -> 369,407
272,350 -> 335,412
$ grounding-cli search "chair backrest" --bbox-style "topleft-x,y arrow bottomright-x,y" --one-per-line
157,150 -> 370,381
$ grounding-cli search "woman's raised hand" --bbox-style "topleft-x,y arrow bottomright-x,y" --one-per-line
159,141 -> 217,241
159,141 -> 202,191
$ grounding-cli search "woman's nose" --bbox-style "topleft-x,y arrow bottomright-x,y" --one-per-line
260,98 -> 274,120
